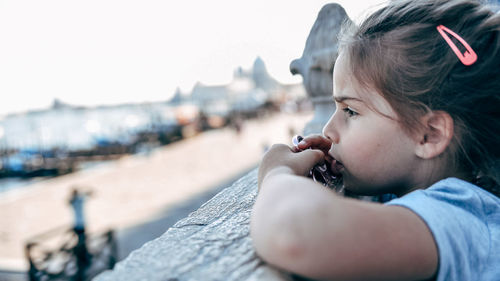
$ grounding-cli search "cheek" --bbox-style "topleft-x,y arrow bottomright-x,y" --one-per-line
341,138 -> 391,190
341,129 -> 387,167
342,125 -> 413,176
345,142 -> 381,165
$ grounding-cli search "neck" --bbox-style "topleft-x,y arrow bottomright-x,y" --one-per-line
398,157 -> 464,197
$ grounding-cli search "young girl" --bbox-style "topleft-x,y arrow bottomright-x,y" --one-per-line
250,0 -> 500,280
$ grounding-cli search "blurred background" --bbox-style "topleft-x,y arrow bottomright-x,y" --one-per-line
0,1 -> 386,280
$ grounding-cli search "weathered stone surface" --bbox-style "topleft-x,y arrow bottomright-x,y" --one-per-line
93,170 -> 292,281
290,3 -> 352,135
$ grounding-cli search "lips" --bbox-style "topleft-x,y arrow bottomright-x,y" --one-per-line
330,159 -> 344,176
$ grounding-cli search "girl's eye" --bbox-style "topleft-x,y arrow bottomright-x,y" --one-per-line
342,107 -> 358,118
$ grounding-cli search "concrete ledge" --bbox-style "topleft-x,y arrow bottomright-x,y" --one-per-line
94,169 -> 292,281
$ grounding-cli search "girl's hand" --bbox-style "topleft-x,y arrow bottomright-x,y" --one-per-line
258,143 -> 324,189
294,134 -> 333,162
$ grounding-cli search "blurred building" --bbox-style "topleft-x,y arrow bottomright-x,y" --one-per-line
171,57 -> 305,118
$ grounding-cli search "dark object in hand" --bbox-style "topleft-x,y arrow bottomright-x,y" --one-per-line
292,135 -> 344,194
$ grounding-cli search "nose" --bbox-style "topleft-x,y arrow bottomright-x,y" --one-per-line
322,113 -> 339,144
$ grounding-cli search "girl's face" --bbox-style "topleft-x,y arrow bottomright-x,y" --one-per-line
323,53 -> 421,196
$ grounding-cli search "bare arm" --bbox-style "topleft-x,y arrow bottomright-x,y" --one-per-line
251,145 -> 438,281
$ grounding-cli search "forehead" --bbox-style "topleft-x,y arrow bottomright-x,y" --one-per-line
333,52 -> 397,118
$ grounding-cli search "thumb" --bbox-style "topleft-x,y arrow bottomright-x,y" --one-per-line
299,148 -> 325,168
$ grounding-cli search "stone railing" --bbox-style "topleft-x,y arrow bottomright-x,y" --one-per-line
94,3 -> 350,280
94,169 -> 292,281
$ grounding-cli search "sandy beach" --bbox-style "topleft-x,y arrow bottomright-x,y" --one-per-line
0,111 -> 312,271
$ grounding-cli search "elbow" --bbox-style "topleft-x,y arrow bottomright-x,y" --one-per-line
250,219 -> 306,267
250,194 -> 307,270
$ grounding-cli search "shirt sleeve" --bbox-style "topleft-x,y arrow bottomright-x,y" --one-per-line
385,178 -> 491,281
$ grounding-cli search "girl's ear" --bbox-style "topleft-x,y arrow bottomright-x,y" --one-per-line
415,111 -> 454,159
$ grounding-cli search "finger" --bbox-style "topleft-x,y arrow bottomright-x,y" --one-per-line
296,134 -> 321,149
298,148 -> 325,167
297,135 -> 331,151
263,144 -> 295,164
268,143 -> 292,153
302,134 -> 328,144
291,145 -> 302,153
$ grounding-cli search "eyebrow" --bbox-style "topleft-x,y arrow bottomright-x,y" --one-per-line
333,95 -> 364,103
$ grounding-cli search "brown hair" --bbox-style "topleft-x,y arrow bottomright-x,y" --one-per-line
340,0 -> 500,196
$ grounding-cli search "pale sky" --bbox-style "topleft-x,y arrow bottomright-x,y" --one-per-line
0,0 -> 386,116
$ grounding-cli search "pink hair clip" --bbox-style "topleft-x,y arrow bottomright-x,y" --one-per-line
436,24 -> 477,66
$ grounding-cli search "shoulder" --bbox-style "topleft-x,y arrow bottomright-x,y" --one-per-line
387,177 -> 499,220
386,178 -> 500,281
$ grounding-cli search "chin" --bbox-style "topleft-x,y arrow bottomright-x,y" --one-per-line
344,186 -> 379,196
343,177 -> 385,196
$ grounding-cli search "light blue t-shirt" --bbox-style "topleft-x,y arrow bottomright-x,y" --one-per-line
386,177 -> 500,281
